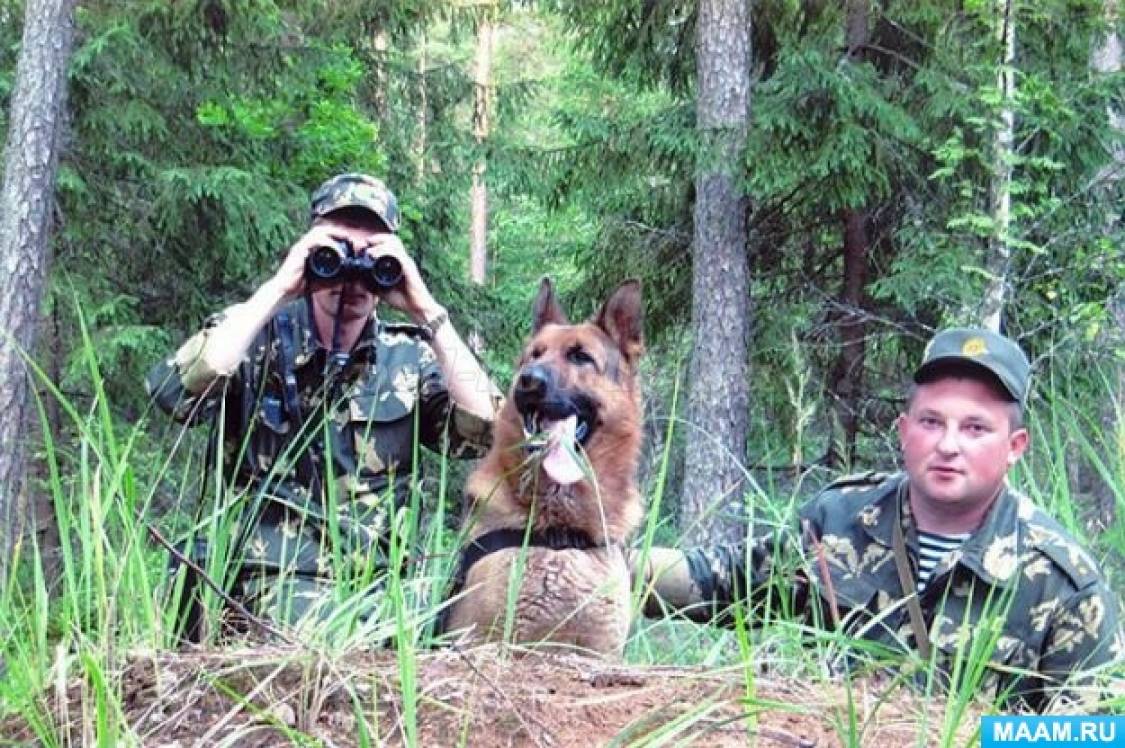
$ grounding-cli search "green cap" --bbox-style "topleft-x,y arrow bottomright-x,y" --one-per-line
309,173 -> 400,231
914,327 -> 1031,404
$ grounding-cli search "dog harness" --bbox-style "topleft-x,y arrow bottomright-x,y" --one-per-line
434,526 -> 616,636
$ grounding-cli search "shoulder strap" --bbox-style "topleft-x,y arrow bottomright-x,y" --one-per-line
274,310 -> 303,424
273,310 -> 327,495
893,495 -> 933,661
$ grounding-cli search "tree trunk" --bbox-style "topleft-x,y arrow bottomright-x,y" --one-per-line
414,31 -> 428,187
845,0 -> 868,59
681,0 -> 752,545
469,6 -> 494,287
0,0 -> 78,589
981,0 -> 1016,332
828,0 -> 871,468
29,297 -> 65,584
372,28 -> 389,121
830,210 -> 869,467
1099,288 -> 1125,532
1092,0 -> 1122,532
467,5 -> 495,357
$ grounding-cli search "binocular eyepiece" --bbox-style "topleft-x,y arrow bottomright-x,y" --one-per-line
305,239 -> 403,291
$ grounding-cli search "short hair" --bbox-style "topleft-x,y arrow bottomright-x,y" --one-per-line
905,361 -> 1025,430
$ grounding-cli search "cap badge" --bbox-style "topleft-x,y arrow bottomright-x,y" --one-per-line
962,337 -> 988,357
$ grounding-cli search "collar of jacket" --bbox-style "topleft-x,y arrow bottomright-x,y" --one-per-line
285,297 -> 379,369
855,472 -> 1021,589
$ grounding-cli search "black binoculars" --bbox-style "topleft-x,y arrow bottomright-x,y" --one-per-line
304,238 -> 403,291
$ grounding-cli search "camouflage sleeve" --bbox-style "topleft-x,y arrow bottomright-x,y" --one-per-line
640,531 -> 809,625
416,338 -> 499,459
144,308 -> 239,425
1033,582 -> 1125,712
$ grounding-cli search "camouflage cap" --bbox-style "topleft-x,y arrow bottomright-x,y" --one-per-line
914,327 -> 1031,404
309,173 -> 400,232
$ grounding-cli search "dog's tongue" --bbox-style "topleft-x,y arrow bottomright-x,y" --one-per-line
541,415 -> 585,486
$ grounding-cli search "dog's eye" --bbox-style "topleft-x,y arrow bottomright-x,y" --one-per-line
529,346 -> 544,359
567,347 -> 596,367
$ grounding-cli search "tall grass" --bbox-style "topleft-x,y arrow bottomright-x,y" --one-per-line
1,310 -> 172,744
1,325 -> 1123,745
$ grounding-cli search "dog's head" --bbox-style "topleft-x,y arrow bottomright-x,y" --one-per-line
506,278 -> 644,489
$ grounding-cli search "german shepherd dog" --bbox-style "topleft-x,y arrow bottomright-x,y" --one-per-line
442,278 -> 644,656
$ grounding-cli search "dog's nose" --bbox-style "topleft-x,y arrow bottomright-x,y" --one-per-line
514,365 -> 551,409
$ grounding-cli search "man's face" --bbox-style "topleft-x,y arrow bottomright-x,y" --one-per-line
308,210 -> 389,324
897,376 -> 1029,514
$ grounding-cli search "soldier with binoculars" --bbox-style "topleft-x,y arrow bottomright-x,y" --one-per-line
146,173 -> 500,641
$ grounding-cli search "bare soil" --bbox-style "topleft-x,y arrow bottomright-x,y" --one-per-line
2,644 -> 981,746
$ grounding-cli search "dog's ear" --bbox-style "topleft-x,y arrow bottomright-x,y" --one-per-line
532,277 -> 569,333
594,279 -> 644,362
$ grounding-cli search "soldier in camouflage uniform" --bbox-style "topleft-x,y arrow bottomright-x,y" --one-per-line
640,328 -> 1123,712
147,173 -> 499,639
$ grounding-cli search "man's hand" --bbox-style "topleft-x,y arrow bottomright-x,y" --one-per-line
361,234 -> 441,322
355,233 -> 499,421
192,226 -> 355,381
269,225 -> 357,302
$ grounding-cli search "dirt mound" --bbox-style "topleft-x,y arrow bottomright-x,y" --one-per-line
3,645 -> 981,746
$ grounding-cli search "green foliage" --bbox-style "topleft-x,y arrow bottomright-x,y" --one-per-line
1,2 -> 1124,737
0,0 -> 1119,549
747,44 -> 923,212
878,0 -> 1124,332
1,319 -> 1120,741
31,1 -> 401,420
544,0 -> 1125,477
549,0 -> 699,94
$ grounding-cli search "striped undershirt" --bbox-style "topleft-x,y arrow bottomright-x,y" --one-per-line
916,530 -> 970,593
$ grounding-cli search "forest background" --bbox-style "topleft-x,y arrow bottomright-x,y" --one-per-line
0,0 -> 1122,741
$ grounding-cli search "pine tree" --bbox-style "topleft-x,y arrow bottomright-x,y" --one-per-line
0,0 -> 78,587
681,0 -> 753,544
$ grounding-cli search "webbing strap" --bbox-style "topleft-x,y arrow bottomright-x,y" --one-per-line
273,309 -> 321,494
893,492 -> 933,661
275,311 -> 302,425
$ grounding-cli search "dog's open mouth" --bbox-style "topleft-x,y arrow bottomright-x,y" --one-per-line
522,411 -> 592,486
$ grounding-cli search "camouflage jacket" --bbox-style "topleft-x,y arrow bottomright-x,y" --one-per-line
146,298 -> 494,572
650,472 -> 1123,712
